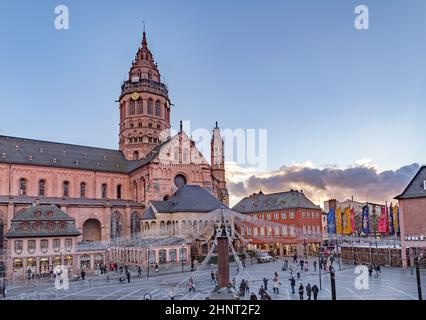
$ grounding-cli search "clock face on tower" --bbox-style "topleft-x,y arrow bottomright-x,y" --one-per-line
131,92 -> 140,100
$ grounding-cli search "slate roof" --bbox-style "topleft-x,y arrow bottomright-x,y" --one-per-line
395,166 -> 426,200
5,204 -> 81,238
0,135 -> 173,174
146,184 -> 225,216
232,190 -> 321,213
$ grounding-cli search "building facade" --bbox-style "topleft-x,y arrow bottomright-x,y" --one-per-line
233,190 -> 323,257
0,31 -> 228,276
395,166 -> 426,268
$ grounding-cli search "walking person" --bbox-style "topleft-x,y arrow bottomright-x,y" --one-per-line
263,277 -> 268,291
210,270 -> 216,285
138,266 -> 142,277
306,283 -> 312,300
293,253 -> 298,264
273,278 -> 281,294
126,270 -> 131,283
313,260 -> 317,272
80,269 -> 86,281
258,285 -> 266,297
304,261 -> 309,272
169,287 -> 176,300
368,264 -> 373,277
298,283 -> 304,300
289,276 -> 296,294
155,263 -> 159,273
312,284 -> 319,300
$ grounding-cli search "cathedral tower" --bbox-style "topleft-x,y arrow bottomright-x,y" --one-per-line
211,122 -> 228,204
119,31 -> 171,160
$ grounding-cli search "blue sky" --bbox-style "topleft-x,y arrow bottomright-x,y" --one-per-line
0,0 -> 425,174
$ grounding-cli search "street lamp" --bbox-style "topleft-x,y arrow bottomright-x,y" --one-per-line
330,267 -> 337,300
415,254 -> 423,301
181,244 -> 185,273
318,248 -> 322,290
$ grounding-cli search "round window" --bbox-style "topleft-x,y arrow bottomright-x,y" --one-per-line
174,175 -> 186,188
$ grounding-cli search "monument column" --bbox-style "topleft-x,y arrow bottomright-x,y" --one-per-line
217,235 -> 229,287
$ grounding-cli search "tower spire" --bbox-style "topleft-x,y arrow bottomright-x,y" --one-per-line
142,21 -> 147,48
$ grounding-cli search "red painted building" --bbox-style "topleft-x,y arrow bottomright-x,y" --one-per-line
233,190 -> 323,257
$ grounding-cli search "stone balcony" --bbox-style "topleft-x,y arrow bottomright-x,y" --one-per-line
120,78 -> 168,99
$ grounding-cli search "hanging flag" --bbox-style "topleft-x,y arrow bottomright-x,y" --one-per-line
378,206 -> 387,234
327,208 -> 336,234
343,207 -> 352,235
397,207 -> 400,234
350,207 -> 356,234
335,207 -> 343,234
361,205 -> 370,234
389,203 -> 395,235
393,205 -> 399,235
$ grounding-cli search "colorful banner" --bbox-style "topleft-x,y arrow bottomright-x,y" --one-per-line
361,205 -> 370,234
378,206 -> 387,234
335,207 -> 343,234
350,208 -> 356,234
389,203 -> 395,235
327,208 -> 336,234
343,207 -> 352,235
393,205 -> 399,235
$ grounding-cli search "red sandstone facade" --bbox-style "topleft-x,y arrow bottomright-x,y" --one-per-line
0,31 -> 228,263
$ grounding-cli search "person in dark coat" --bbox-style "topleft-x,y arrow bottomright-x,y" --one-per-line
80,269 -> 86,281
289,276 -> 296,294
298,283 -> 304,300
250,292 -> 258,300
263,277 -> 268,291
293,254 -> 298,263
126,270 -> 131,283
306,283 -> 312,300
312,284 -> 319,300
313,261 -> 317,272
258,285 -> 266,297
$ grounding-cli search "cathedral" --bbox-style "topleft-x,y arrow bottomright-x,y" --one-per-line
0,31 -> 228,252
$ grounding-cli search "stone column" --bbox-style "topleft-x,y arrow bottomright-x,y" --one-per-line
217,236 -> 229,288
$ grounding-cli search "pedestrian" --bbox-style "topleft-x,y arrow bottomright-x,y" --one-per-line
188,278 -> 195,292
126,270 -> 131,283
138,266 -> 142,277
293,253 -> 298,263
312,284 -> 319,300
300,259 -> 304,269
313,260 -> 317,272
368,264 -> 373,277
306,283 -> 312,300
250,292 -> 258,300
155,263 -> 159,273
239,280 -> 246,297
274,271 -> 278,280
298,283 -> 304,300
304,261 -> 309,272
169,287 -> 176,300
296,270 -> 300,280
289,276 -> 296,294
81,269 -> 86,281
231,277 -> 236,289
245,282 -> 250,295
210,270 -> 216,284
273,278 -> 281,294
263,277 -> 268,291
258,285 -> 266,297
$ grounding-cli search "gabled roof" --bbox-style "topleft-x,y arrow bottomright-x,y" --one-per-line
0,135 -> 140,173
5,204 -> 81,238
395,166 -> 426,200
149,184 -> 225,214
232,190 -> 321,213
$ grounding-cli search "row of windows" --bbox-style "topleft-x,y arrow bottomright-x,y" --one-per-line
128,121 -> 162,130
18,179 -> 122,199
14,238 -> 73,255
128,136 -> 160,144
127,99 -> 163,117
256,210 -> 320,220
242,225 -> 321,237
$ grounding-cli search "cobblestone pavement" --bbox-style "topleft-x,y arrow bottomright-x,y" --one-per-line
2,258 -> 426,300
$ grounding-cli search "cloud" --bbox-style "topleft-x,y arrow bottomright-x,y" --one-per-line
227,161 -> 421,208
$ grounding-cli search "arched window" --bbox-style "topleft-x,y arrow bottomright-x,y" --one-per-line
80,182 -> 86,198
19,178 -> 27,196
38,180 -> 46,196
128,100 -> 136,116
117,185 -> 122,199
137,99 -> 143,114
148,70 -> 152,80
174,175 -> 186,188
133,151 -> 139,160
63,181 -> 70,197
155,100 -> 161,117
111,211 -> 123,240
131,212 -> 141,239
147,99 -> 153,115
101,183 -> 107,199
